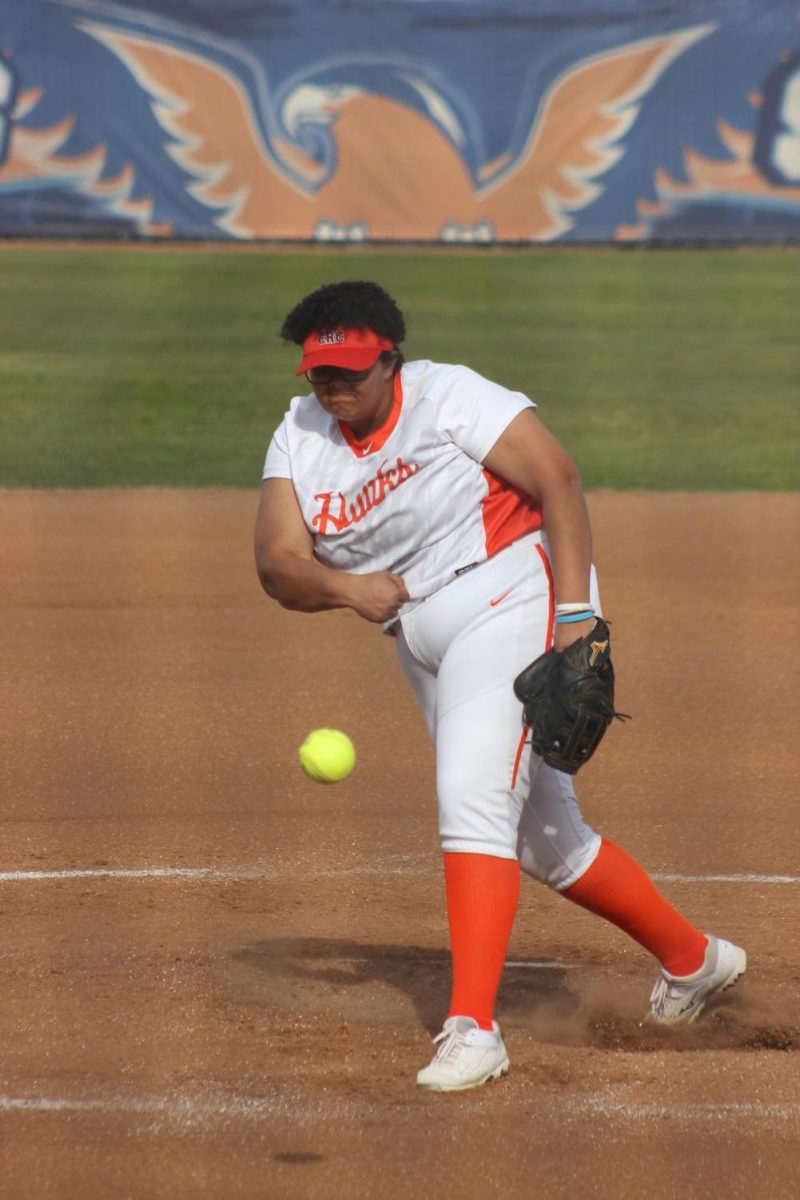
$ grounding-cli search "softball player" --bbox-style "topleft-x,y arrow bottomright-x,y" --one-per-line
255,281 -> 746,1092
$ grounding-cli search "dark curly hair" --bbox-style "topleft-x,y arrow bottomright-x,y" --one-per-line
280,280 -> 406,347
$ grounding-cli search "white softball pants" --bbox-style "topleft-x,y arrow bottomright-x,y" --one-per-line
396,533 -> 602,891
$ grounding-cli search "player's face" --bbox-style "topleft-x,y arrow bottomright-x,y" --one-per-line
308,356 -> 396,437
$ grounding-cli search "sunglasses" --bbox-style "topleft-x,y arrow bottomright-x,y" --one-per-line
305,361 -> 380,386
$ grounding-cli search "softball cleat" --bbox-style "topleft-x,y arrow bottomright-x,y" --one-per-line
416,1016 -> 510,1091
647,934 -> 747,1025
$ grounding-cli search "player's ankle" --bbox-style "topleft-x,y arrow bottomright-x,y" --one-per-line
661,933 -> 709,978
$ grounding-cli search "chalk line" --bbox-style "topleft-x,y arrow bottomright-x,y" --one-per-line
0,1083 -> 370,1130
3,1088 -> 797,1134
0,1089 -> 288,1126
0,855 -> 427,884
0,865 -> 797,885
0,867 -> 214,882
653,873 -> 799,885
580,1096 -> 800,1123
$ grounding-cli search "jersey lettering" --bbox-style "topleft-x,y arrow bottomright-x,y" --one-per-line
312,456 -> 420,534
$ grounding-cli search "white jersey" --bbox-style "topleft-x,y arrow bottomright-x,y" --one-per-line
262,360 -> 542,609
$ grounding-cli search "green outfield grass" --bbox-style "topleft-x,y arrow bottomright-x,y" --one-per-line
0,245 -> 797,489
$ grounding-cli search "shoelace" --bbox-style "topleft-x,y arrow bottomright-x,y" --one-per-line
649,976 -> 673,1017
431,1026 -> 469,1065
650,973 -> 700,1018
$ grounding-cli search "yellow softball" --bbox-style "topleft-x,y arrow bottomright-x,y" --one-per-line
298,728 -> 356,783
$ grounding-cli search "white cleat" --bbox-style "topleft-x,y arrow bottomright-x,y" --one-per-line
648,934 -> 747,1025
416,1016 -> 510,1092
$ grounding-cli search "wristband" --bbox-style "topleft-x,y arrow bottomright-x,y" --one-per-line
554,610 -> 595,624
555,602 -> 593,614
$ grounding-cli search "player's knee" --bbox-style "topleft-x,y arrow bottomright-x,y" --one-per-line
437,772 -> 518,859
517,831 -> 601,890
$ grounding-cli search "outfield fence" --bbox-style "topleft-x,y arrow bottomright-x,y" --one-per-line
1,1 -> 799,245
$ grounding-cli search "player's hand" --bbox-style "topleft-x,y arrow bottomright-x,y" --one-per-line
346,571 -> 410,623
553,616 -> 598,653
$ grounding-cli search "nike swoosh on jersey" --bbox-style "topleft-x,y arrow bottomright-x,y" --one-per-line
489,589 -> 514,606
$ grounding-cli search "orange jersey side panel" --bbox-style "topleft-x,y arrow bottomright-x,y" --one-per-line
480,467 -> 542,558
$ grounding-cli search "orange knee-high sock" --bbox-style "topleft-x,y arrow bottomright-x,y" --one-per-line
444,852 -> 521,1031
563,839 -> 708,976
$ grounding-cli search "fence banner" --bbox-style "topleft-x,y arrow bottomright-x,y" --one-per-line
1,1 -> 799,242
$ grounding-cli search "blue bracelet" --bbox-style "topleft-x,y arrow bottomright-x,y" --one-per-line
554,610 -> 594,624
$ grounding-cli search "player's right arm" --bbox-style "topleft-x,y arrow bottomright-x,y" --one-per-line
254,478 -> 409,622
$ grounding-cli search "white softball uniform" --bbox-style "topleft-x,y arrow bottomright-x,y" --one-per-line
263,361 -> 543,612
397,534 -> 601,886
264,360 -> 601,886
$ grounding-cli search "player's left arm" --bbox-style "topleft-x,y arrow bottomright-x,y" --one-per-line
482,408 -> 594,651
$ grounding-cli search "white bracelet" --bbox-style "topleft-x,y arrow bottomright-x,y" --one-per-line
555,602 -> 593,614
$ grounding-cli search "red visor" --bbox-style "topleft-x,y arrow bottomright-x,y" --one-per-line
296,327 -> 394,375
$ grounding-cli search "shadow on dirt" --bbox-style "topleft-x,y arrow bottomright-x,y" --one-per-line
234,937 -> 572,1034
233,937 -> 799,1052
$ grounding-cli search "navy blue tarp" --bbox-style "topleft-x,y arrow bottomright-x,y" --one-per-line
1,0 -> 798,242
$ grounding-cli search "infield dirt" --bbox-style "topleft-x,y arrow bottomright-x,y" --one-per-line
1,490 -> 798,1199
